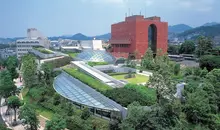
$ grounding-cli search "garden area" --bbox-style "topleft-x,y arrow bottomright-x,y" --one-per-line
33,47 -> 53,54
63,67 -> 112,93
105,84 -> 156,107
17,54 -> 110,129
66,52 -> 79,58
111,74 -> 149,84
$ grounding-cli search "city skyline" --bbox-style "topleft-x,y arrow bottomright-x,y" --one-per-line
1,0 -> 220,38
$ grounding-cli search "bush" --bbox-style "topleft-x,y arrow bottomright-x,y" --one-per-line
63,68 -> 112,93
105,84 -> 156,107
81,107 -> 91,120
174,64 -> 180,75
199,55 -> 220,71
44,56 -> 72,68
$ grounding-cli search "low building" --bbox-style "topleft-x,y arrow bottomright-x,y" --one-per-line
16,28 -> 50,59
0,47 -> 16,59
60,40 -> 104,52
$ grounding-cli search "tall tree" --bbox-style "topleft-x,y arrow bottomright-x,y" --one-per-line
141,48 -> 155,70
7,96 -> 22,123
19,104 -> 39,130
179,40 -> 196,54
196,36 -> 213,57
40,63 -> 54,85
45,115 -> 66,130
21,54 -> 37,87
0,70 -> 16,98
5,56 -> 18,80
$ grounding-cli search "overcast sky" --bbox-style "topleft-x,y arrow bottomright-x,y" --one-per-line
0,0 -> 219,38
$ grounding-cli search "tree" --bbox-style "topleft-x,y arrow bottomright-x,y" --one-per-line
81,107 -> 91,120
0,70 -> 16,98
179,41 -> 196,54
21,54 -> 37,87
196,36 -> 213,57
7,96 -> 22,123
45,115 -> 66,130
168,45 -> 180,55
174,64 -> 180,75
199,55 -> 220,71
141,48 -> 155,70
206,69 -> 220,110
5,56 -> 18,80
19,104 -> 39,130
184,89 -> 211,124
40,63 -> 54,85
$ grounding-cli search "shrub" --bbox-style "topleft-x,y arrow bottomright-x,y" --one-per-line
63,68 -> 112,93
199,55 -> 220,71
81,107 -> 91,120
105,84 -> 156,107
44,56 -> 72,68
174,64 -> 180,75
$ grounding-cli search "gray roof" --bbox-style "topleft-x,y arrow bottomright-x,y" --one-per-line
53,72 -> 125,111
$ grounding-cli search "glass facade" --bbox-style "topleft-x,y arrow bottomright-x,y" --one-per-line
76,50 -> 116,63
54,72 -> 124,112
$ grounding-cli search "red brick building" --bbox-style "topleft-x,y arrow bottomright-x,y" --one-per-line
110,15 -> 168,59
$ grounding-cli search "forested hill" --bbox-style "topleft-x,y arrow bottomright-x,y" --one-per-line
178,24 -> 220,39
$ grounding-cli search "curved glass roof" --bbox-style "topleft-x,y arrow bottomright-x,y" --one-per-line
53,72 -> 124,111
76,50 -> 116,63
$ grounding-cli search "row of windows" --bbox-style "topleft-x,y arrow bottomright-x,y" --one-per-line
17,45 -> 33,47
17,49 -> 32,51
17,41 -> 39,44
112,44 -> 129,48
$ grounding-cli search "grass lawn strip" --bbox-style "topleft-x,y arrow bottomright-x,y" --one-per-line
112,74 -> 149,84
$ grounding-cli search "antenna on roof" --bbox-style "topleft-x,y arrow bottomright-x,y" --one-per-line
145,7 -> 146,18
128,8 -> 130,16
125,13 -> 127,17
140,10 -> 142,15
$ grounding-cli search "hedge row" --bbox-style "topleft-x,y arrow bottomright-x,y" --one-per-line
63,68 -> 112,93
105,84 -> 156,107
44,56 -> 72,68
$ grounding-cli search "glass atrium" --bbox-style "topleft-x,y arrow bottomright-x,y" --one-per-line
54,72 -> 126,118
76,50 -> 116,63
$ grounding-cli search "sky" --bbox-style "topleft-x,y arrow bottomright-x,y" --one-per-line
0,0 -> 220,38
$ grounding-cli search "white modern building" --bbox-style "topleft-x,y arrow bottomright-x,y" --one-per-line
16,28 -> 50,58
60,40 -> 104,52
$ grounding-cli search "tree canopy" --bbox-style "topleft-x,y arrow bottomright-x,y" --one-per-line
179,40 -> 196,54
45,115 -> 66,130
19,104 -> 39,130
21,54 -> 37,87
0,70 -> 16,98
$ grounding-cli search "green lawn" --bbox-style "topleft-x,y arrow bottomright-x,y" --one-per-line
63,68 -> 112,93
112,74 -> 149,84
66,52 -> 78,58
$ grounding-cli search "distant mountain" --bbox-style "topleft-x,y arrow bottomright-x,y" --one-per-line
168,24 -> 193,33
202,22 -> 220,27
178,24 -> 220,39
49,33 -> 111,41
94,33 -> 111,40
0,37 -> 24,44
